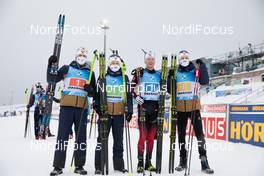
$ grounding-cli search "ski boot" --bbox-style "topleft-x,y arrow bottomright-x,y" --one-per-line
145,161 -> 156,172
50,167 -> 63,176
95,169 -> 102,175
175,157 -> 187,171
114,158 -> 128,173
137,159 -> 144,173
115,168 -> 128,173
48,127 -> 55,137
145,153 -> 156,172
201,156 -> 214,174
74,166 -> 87,175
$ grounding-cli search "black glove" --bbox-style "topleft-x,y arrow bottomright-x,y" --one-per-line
131,67 -> 144,76
196,59 -> 204,66
48,55 -> 58,66
53,97 -> 61,103
168,69 -> 174,77
84,84 -> 94,97
126,112 -> 133,122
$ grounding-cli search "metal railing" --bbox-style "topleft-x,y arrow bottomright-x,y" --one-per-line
232,86 -> 264,104
211,42 -> 264,64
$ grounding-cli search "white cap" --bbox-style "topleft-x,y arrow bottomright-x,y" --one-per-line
144,51 -> 155,60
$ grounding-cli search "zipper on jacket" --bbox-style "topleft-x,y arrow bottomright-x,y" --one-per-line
76,96 -> 78,107
112,102 -> 114,115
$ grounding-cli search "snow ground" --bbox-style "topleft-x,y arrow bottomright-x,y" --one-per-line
0,115 -> 263,176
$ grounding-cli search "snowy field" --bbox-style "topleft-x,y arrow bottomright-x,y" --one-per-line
0,115 -> 263,176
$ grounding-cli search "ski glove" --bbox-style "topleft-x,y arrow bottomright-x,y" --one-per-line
83,84 -> 94,97
168,69 -> 175,77
131,67 -> 144,76
48,55 -> 58,66
135,96 -> 144,105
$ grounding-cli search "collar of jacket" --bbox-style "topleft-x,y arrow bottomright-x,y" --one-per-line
69,61 -> 90,70
178,62 -> 195,72
106,67 -> 122,77
144,68 -> 156,74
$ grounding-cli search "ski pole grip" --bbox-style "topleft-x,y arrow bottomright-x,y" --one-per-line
195,69 -> 200,78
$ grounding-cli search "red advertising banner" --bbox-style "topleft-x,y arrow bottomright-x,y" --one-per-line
202,104 -> 227,140
186,104 -> 227,141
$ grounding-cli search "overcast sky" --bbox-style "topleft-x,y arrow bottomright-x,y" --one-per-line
0,0 -> 263,105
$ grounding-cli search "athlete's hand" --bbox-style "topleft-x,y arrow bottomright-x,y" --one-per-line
48,55 -> 58,66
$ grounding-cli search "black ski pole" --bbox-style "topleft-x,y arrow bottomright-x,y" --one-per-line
89,109 -> 95,139
121,61 -> 133,174
184,69 -> 200,176
127,121 -> 133,173
124,114 -> 130,172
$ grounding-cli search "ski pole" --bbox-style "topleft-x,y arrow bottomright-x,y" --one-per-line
24,88 -> 29,138
70,50 -> 98,171
121,61 -> 133,174
184,69 -> 200,176
124,114 -> 130,172
88,109 -> 95,139
127,121 -> 133,173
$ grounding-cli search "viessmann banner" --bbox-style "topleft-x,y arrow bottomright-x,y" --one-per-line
229,104 -> 264,147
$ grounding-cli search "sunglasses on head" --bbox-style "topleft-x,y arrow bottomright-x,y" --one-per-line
179,50 -> 189,54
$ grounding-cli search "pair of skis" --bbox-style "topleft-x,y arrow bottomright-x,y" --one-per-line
41,14 -> 65,138
155,56 -> 168,173
24,86 -> 34,138
135,67 -> 146,175
169,55 -> 177,174
98,53 -> 109,175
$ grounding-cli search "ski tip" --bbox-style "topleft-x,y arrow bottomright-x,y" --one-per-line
99,52 -> 105,58
62,15 -> 65,26
58,14 -> 62,24
93,49 -> 98,55
162,55 -> 168,59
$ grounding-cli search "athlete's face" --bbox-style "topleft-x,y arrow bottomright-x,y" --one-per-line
109,60 -> 121,72
145,57 -> 155,70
